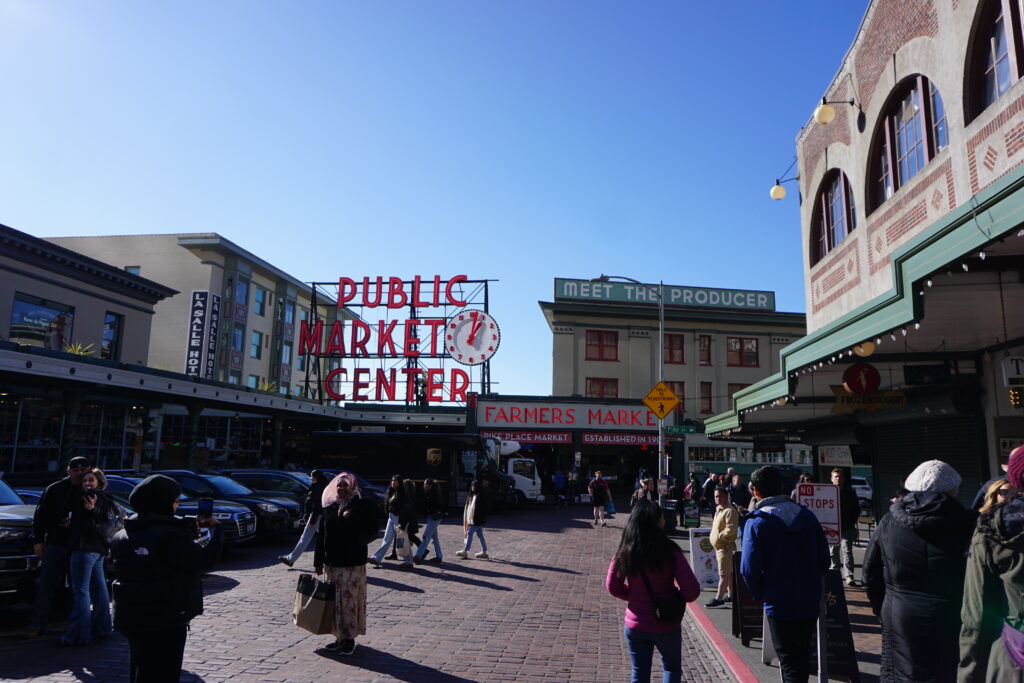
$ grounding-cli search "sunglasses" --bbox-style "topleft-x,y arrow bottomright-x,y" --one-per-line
998,487 -> 1014,497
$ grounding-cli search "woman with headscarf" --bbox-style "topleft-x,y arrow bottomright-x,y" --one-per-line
313,472 -> 378,656
960,445 -> 1024,682
862,459 -> 975,682
369,475 -> 414,568
110,474 -> 222,683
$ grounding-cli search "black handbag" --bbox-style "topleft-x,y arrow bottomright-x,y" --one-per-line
638,567 -> 686,623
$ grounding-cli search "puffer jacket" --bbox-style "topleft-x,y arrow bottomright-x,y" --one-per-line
863,491 -> 975,682
68,489 -> 118,555
959,496 -> 1024,683
110,514 -> 222,636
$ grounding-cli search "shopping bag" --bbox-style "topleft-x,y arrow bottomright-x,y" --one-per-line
293,573 -> 335,635
606,498 -> 617,516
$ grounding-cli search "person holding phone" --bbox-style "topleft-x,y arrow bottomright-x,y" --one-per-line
111,474 -> 222,682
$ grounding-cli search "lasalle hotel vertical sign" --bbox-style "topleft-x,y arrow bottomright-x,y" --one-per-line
184,290 -> 222,379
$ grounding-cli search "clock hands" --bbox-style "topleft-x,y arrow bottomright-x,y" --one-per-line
466,311 -> 483,345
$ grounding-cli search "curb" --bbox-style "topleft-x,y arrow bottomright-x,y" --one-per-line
687,602 -> 759,683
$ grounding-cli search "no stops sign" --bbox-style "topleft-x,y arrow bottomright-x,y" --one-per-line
796,483 -> 841,545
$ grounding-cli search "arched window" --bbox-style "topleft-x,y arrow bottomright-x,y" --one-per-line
867,76 -> 948,214
967,0 -> 1024,121
810,170 -> 857,267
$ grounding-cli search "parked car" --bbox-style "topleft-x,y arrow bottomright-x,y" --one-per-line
103,475 -> 257,545
211,469 -> 313,504
319,469 -> 388,514
153,471 -> 303,537
0,478 -> 38,604
850,476 -> 873,503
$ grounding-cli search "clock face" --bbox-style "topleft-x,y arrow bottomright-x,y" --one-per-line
446,310 -> 500,366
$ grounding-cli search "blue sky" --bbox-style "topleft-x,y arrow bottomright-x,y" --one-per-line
0,1 -> 869,397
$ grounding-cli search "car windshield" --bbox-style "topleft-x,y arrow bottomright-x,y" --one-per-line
0,479 -> 24,505
202,475 -> 255,496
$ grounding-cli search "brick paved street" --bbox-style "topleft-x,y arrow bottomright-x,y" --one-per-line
0,502 -> 730,682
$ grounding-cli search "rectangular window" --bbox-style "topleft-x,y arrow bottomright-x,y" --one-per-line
666,381 -> 685,416
727,383 -> 751,409
284,300 -> 295,325
585,377 -> 618,398
929,81 -> 947,152
894,85 -> 926,186
253,288 -> 266,316
228,371 -> 242,385
124,266 -> 141,275
700,382 -> 713,414
231,325 -> 245,351
726,337 -> 759,367
279,382 -> 289,395
235,277 -> 250,306
585,330 -> 618,361
282,341 -> 292,365
299,308 -> 308,324
699,335 -> 712,365
101,312 -> 124,360
250,331 -> 263,359
664,333 -> 685,364
247,375 -> 259,389
9,292 -> 75,350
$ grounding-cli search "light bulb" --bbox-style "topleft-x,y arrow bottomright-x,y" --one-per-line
926,279 -> 932,287
979,251 -> 987,260
962,263 -> 969,272
901,328 -> 907,336
914,323 -> 921,330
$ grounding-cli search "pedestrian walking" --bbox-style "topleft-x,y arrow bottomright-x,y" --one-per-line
606,498 -> 700,683
830,467 -> 862,586
27,455 -> 94,638
790,473 -> 812,501
369,475 -> 413,568
706,487 -> 739,609
111,474 -> 222,683
667,478 -> 686,528
701,472 -> 717,513
413,478 -> 444,564
740,466 -> 829,683
960,445 -> 1024,682
279,469 -> 329,567
631,478 -> 656,507
729,473 -> 752,511
589,470 -> 610,526
313,472 -> 379,656
401,478 -> 423,554
862,459 -> 974,683
59,468 -> 115,646
456,479 -> 489,559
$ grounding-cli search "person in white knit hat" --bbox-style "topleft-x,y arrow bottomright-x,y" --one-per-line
862,459 -> 973,683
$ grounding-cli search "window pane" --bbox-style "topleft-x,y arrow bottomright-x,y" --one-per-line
9,293 -> 75,350
250,331 -> 262,359
101,312 -> 123,361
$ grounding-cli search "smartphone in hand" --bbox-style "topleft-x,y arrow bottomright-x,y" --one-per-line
197,497 -> 214,519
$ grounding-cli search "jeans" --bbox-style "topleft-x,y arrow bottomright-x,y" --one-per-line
624,625 -> 682,683
372,514 -> 411,564
464,525 -> 487,552
128,624 -> 188,683
830,527 -> 857,580
284,517 -> 318,564
62,551 -> 112,644
29,543 -> 70,631
766,615 -> 816,683
415,517 -> 443,559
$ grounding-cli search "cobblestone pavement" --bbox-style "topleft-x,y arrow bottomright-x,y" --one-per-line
0,503 -> 730,682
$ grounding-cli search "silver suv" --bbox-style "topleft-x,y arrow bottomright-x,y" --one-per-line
850,476 -> 873,502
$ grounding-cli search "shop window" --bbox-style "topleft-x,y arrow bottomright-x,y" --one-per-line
101,312 -> 123,361
699,335 -> 712,365
585,330 -> 618,361
664,334 -> 685,364
9,292 -> 75,350
586,377 -> 618,398
726,337 -> 759,367
250,331 -> 263,359
728,383 -> 751,409
254,288 -> 266,316
700,382 -> 713,414
811,170 -> 857,266
968,0 -> 1023,121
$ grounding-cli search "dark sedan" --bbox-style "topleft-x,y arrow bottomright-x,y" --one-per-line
0,479 -> 39,604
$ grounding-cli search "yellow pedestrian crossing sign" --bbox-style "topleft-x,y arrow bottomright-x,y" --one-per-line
643,382 -> 680,420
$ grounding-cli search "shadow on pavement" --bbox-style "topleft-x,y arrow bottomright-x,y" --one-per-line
488,559 -> 579,574
315,644 -> 477,682
202,573 -> 241,597
432,563 -> 538,582
432,571 -> 513,591
367,576 -> 425,593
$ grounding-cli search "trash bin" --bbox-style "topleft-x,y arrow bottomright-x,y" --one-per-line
661,501 -> 677,532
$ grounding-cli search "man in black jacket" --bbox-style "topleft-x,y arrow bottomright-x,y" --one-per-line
27,455 -> 93,637
279,469 -> 329,567
111,474 -> 222,683
831,467 -> 862,587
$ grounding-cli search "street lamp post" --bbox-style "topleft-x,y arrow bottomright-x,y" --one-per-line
595,274 -> 667,504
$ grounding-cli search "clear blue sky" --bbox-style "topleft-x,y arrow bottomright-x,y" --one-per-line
0,1 -> 868,397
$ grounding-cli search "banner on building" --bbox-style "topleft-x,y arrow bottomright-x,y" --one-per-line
204,294 -> 221,380
479,430 -> 572,444
184,291 -> 209,377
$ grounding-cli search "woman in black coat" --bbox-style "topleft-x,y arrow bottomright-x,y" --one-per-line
111,474 -> 222,683
862,460 -> 976,683
313,472 -> 379,656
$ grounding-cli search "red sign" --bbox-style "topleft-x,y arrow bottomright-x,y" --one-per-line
582,432 -> 659,446
843,362 -> 881,395
479,431 -> 572,444
796,483 -> 841,545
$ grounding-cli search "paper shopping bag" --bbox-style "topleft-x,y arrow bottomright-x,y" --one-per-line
293,573 -> 335,635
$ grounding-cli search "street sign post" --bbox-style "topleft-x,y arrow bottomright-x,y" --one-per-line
643,381 -> 680,420
796,483 -> 841,545
666,424 -> 697,435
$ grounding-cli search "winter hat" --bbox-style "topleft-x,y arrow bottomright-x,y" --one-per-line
1007,445 -> 1024,489
904,459 -> 961,494
129,474 -> 182,515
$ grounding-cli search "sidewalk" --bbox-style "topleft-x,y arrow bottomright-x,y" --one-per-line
669,518 -> 881,683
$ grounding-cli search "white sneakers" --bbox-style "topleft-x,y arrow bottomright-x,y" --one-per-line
475,551 -> 489,559
455,550 -> 468,559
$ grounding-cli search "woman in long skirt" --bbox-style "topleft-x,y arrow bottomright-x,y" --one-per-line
314,472 -> 379,655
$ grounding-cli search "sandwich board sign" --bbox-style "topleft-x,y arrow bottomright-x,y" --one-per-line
796,483 -> 841,546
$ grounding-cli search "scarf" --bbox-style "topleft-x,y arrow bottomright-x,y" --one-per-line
321,472 -> 360,513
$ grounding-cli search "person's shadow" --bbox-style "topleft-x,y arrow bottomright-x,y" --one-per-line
316,645 -> 477,682
367,575 -> 425,593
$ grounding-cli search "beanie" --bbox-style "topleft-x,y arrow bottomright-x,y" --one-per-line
904,459 -> 961,493
1008,445 -> 1024,490
129,474 -> 182,515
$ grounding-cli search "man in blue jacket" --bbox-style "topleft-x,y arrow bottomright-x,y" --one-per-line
740,466 -> 829,683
